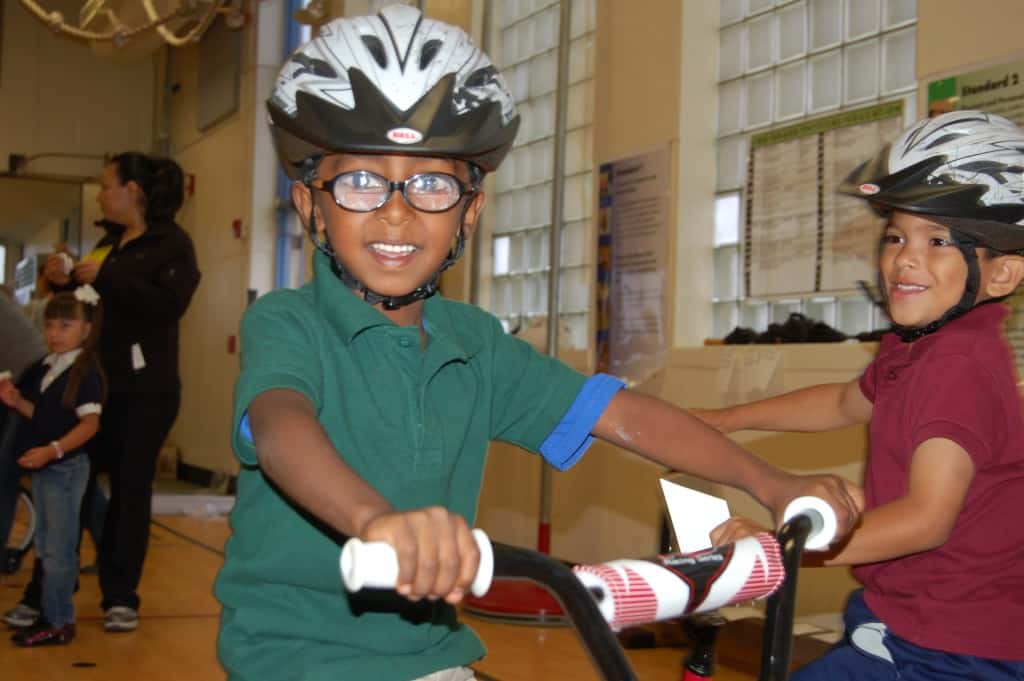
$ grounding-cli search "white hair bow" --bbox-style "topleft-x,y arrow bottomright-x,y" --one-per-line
74,284 -> 101,306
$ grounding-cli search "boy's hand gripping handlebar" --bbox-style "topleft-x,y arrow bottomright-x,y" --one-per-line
340,528 -> 494,597
339,497 -> 838,621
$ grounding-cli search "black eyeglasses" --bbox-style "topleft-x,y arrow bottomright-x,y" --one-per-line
311,170 -> 475,213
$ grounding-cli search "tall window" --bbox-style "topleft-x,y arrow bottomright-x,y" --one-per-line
714,0 -> 917,339
482,0 -> 597,350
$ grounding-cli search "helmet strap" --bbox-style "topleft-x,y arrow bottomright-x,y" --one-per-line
888,232 -> 981,342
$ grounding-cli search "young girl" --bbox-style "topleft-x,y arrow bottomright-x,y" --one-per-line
0,286 -> 105,646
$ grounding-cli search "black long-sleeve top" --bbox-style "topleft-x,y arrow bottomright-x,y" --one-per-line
76,220 -> 201,394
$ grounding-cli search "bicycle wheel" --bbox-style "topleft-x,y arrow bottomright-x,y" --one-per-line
3,489 -> 36,574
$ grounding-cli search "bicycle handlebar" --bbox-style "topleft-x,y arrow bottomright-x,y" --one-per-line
339,498 -> 834,681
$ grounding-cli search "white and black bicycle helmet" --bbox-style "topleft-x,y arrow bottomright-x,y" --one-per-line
268,4 -> 520,308
839,110 -> 1024,340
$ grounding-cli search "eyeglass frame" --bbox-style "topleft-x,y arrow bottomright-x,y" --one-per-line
309,170 -> 478,214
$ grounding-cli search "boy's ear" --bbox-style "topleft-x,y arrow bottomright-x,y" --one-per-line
460,191 -> 486,242
290,182 -> 325,236
985,254 -> 1024,298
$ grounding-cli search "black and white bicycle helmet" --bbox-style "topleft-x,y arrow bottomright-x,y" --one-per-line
839,110 -> 1024,340
268,4 -> 520,309
269,4 -> 519,179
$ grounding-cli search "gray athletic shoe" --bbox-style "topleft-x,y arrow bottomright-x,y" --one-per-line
103,606 -> 139,632
3,603 -> 41,628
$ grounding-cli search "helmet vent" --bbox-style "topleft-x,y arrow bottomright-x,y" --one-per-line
419,39 -> 442,70
361,35 -> 389,69
924,132 -> 967,150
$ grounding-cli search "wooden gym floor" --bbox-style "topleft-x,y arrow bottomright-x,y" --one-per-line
1,515 -> 793,681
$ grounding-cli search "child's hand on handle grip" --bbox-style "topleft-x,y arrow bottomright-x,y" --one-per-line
356,506 -> 481,604
767,474 -> 864,546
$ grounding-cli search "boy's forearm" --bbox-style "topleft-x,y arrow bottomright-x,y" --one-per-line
824,498 -> 946,566
249,389 -> 393,538
594,391 -> 790,508
713,382 -> 865,433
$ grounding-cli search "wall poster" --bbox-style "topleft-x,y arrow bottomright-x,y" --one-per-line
596,147 -> 669,384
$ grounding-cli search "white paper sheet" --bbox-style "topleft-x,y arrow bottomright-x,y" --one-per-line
659,478 -> 731,553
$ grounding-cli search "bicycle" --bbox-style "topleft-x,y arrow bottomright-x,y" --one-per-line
341,501 -> 831,681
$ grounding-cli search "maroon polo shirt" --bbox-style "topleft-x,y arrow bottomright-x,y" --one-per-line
856,302 -> 1024,660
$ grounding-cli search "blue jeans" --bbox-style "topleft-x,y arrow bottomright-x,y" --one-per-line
793,590 -> 1024,681
32,455 -> 90,627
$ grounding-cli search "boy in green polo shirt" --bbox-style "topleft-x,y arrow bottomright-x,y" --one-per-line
214,6 -> 861,681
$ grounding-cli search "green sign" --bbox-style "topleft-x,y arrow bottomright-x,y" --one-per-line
927,60 -> 1024,124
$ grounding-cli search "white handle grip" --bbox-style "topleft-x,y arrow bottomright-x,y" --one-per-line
782,496 -> 838,550
340,527 -> 494,597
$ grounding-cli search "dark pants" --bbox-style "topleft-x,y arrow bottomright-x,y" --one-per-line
0,411 -> 22,546
793,590 -> 1024,681
94,392 -> 179,611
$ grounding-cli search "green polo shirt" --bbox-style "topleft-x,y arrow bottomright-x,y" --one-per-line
215,252 -> 587,681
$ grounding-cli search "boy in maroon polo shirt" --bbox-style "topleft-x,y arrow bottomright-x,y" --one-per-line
697,111 -> 1024,680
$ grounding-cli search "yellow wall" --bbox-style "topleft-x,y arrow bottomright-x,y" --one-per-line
165,27 -> 258,476
0,1 -> 155,177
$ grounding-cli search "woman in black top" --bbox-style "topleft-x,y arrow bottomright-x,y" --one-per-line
44,152 -> 201,631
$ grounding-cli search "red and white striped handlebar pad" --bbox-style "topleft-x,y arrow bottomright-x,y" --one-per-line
572,532 -> 784,631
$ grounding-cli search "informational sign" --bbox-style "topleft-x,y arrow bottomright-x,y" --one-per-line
595,148 -> 669,383
745,101 -> 903,298
928,60 -> 1024,125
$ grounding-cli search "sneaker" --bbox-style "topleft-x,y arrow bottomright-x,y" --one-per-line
2,603 -> 41,629
11,620 -> 75,646
103,606 -> 138,632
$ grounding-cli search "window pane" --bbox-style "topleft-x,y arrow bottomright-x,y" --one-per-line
714,245 -> 740,300
718,79 -> 745,135
809,0 -> 842,51
838,297 -> 875,335
494,236 -> 511,275
844,38 -> 880,104
719,23 -> 745,81
715,193 -> 741,245
713,301 -> 740,339
716,135 -> 748,192
745,71 -> 774,129
803,297 -> 836,326
770,300 -> 802,323
777,1 -> 807,62
721,0 -> 746,26
846,0 -> 880,40
716,134 -> 748,192
881,26 -> 915,94
776,60 -> 807,121
746,14 -> 775,72
809,48 -> 841,111
748,0 -> 775,16
883,0 -> 916,28
740,300 -> 769,329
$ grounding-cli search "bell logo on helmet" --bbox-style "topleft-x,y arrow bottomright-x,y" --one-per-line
859,183 -> 881,195
387,127 -> 424,145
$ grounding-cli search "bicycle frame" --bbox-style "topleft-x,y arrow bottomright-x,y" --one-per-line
487,513 -> 815,681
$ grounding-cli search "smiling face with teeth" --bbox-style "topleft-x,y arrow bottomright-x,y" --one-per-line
293,152 -> 484,323
876,210 -> 1024,332
879,212 -> 973,329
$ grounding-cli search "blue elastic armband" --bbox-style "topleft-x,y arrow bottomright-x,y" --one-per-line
539,373 -> 625,471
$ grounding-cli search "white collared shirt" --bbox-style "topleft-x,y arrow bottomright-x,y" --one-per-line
40,348 -> 102,417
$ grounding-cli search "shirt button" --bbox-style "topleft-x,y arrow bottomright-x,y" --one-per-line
399,337 -> 412,347
887,370 -> 898,380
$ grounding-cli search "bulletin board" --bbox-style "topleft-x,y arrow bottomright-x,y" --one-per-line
744,101 -> 905,298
